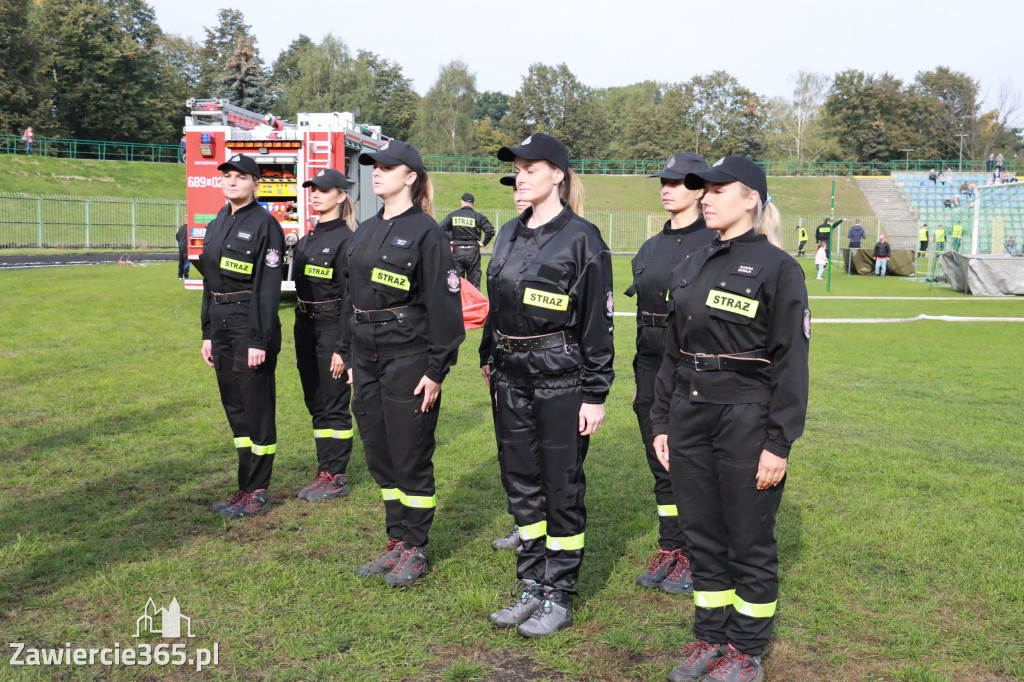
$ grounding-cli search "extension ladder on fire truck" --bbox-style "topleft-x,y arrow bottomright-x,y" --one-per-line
186,98 -> 288,131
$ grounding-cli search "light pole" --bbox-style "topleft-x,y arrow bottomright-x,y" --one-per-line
901,147 -> 915,171
955,133 -> 969,172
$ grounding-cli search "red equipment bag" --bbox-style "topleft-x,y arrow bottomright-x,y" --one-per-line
460,278 -> 489,330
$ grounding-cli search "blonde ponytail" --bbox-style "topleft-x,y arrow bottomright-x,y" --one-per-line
559,169 -> 585,215
741,182 -> 782,248
340,194 -> 356,229
411,170 -> 434,219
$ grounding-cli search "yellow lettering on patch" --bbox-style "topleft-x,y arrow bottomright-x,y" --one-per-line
371,267 -> 410,291
452,217 -> 475,227
304,264 -> 333,279
705,290 -> 758,318
220,257 -> 253,275
523,287 -> 569,311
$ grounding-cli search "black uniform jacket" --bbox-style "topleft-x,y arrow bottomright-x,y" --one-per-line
293,216 -> 353,328
339,204 -> 464,383
439,207 -> 495,246
200,200 -> 285,351
625,217 -> 716,371
479,203 -> 615,404
650,230 -> 809,457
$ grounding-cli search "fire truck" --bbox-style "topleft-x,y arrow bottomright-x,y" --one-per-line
182,98 -> 389,290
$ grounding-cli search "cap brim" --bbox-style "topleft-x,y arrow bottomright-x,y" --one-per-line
497,145 -> 548,164
683,168 -> 736,190
217,161 -> 261,178
302,178 -> 351,190
358,150 -> 404,167
648,169 -> 689,179
499,176 -> 515,186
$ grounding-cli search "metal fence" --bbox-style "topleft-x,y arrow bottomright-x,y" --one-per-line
0,193 -> 185,249
1,134 -> 180,163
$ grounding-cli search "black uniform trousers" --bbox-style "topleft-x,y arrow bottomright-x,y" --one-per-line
796,240 -> 807,256
351,350 -> 439,548
668,395 -> 784,656
494,379 -> 588,594
633,364 -> 686,552
209,302 -> 280,493
294,314 -> 353,476
178,251 -> 190,278
452,243 -> 482,289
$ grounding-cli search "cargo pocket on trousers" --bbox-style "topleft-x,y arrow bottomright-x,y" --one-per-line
382,395 -> 427,455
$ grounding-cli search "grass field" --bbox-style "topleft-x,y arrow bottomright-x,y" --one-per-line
0,154 -> 875,222
1,258 -> 1022,681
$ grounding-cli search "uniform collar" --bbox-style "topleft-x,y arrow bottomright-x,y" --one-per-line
230,198 -> 261,216
376,203 -> 424,222
314,217 -> 348,233
663,216 -> 707,236
510,202 -> 573,248
715,228 -> 764,246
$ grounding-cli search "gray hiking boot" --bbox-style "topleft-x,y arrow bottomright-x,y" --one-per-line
660,553 -> 694,594
516,590 -> 572,638
637,549 -> 677,588
705,644 -> 763,682
212,489 -> 245,513
667,640 -> 725,682
382,545 -> 429,587
491,526 -> 521,552
489,579 -> 543,628
305,473 -> 349,501
355,540 -> 404,577
220,489 -> 271,519
297,471 -> 330,499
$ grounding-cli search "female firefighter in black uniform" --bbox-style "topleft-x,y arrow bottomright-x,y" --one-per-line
651,156 -> 809,682
481,133 -> 614,638
342,140 -> 465,587
200,153 -> 285,519
626,152 -> 715,594
292,168 -> 356,502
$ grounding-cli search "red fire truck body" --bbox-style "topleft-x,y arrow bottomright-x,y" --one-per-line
182,98 -> 387,290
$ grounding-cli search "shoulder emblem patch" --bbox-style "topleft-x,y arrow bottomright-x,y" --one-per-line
265,248 -> 281,269
606,291 -> 615,317
447,269 -> 461,294
803,307 -> 812,340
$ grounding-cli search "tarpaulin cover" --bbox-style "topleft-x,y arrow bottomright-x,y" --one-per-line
460,277 -> 489,329
841,248 -> 916,276
939,252 -> 1024,296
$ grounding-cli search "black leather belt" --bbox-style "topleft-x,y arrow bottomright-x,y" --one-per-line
352,305 -> 427,323
678,349 -> 770,371
639,311 -> 669,327
297,298 -> 342,315
496,330 -> 577,353
211,291 -> 251,304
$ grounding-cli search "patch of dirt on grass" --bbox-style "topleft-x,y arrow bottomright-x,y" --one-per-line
763,640 -> 838,681
50,174 -> 115,183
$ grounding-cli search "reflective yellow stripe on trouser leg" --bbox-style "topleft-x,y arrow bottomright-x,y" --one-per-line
694,589 -> 735,609
314,429 -> 354,439
546,532 -> 585,551
381,488 -> 401,502
518,520 -> 547,541
398,491 -> 436,508
233,437 -> 253,449
250,443 -> 276,456
732,594 -> 777,618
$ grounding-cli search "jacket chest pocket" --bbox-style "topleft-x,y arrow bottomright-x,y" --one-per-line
219,240 -> 255,280
705,274 -> 764,326
371,243 -> 418,298
518,264 -> 572,324
304,246 -> 335,280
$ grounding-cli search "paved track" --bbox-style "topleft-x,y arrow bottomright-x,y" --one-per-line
0,253 -> 175,269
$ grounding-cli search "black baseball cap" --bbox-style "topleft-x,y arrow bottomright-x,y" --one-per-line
499,175 -> 515,187
683,156 -> 768,206
649,152 -> 709,180
461,192 -> 474,202
358,139 -> 425,175
218,153 -> 261,178
497,133 -> 569,175
302,168 -> 351,190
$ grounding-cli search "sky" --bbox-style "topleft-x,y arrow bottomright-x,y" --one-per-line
150,0 -> 1024,120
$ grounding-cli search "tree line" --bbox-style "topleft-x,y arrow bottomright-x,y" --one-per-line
2,2 -> 1021,162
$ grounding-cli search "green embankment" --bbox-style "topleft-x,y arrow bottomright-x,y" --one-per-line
0,153 -> 875,218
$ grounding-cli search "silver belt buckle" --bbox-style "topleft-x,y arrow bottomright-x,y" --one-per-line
694,352 -> 713,372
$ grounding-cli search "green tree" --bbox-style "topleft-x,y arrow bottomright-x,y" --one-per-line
475,91 -> 510,124
156,33 -> 201,124
0,0 -> 48,134
595,81 -> 662,158
686,71 -> 760,160
270,35 -> 314,89
198,9 -> 259,99
217,39 -> 274,113
913,67 -> 980,159
619,84 -> 693,159
355,50 -> 419,141
507,63 -> 608,158
736,96 -> 765,160
273,34 -> 361,117
822,70 -> 921,161
41,0 -> 175,142
413,60 -> 479,156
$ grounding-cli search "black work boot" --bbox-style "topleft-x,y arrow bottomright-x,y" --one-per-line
221,489 -> 271,519
355,540 -> 404,577
491,526 -> 521,552
306,473 -> 349,501
212,489 -> 245,513
383,545 -> 429,587
660,553 -> 693,594
489,579 -> 542,628
705,644 -> 763,682
516,589 -> 572,638
637,549 -> 677,588
297,471 -> 330,499
667,640 -> 725,682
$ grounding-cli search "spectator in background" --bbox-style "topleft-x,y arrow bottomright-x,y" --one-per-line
959,180 -> 970,195
937,170 -> 947,186
796,224 -> 808,256
968,181 -> 976,198
848,218 -> 866,248
986,153 -> 995,172
175,223 -> 189,279
996,153 -> 1004,172
928,168 -> 938,185
815,241 -> 828,279
873,235 -> 891,276
952,195 -> 960,207
1006,236 -> 1018,256
22,127 -> 33,155
943,197 -> 953,209
180,136 -> 186,163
